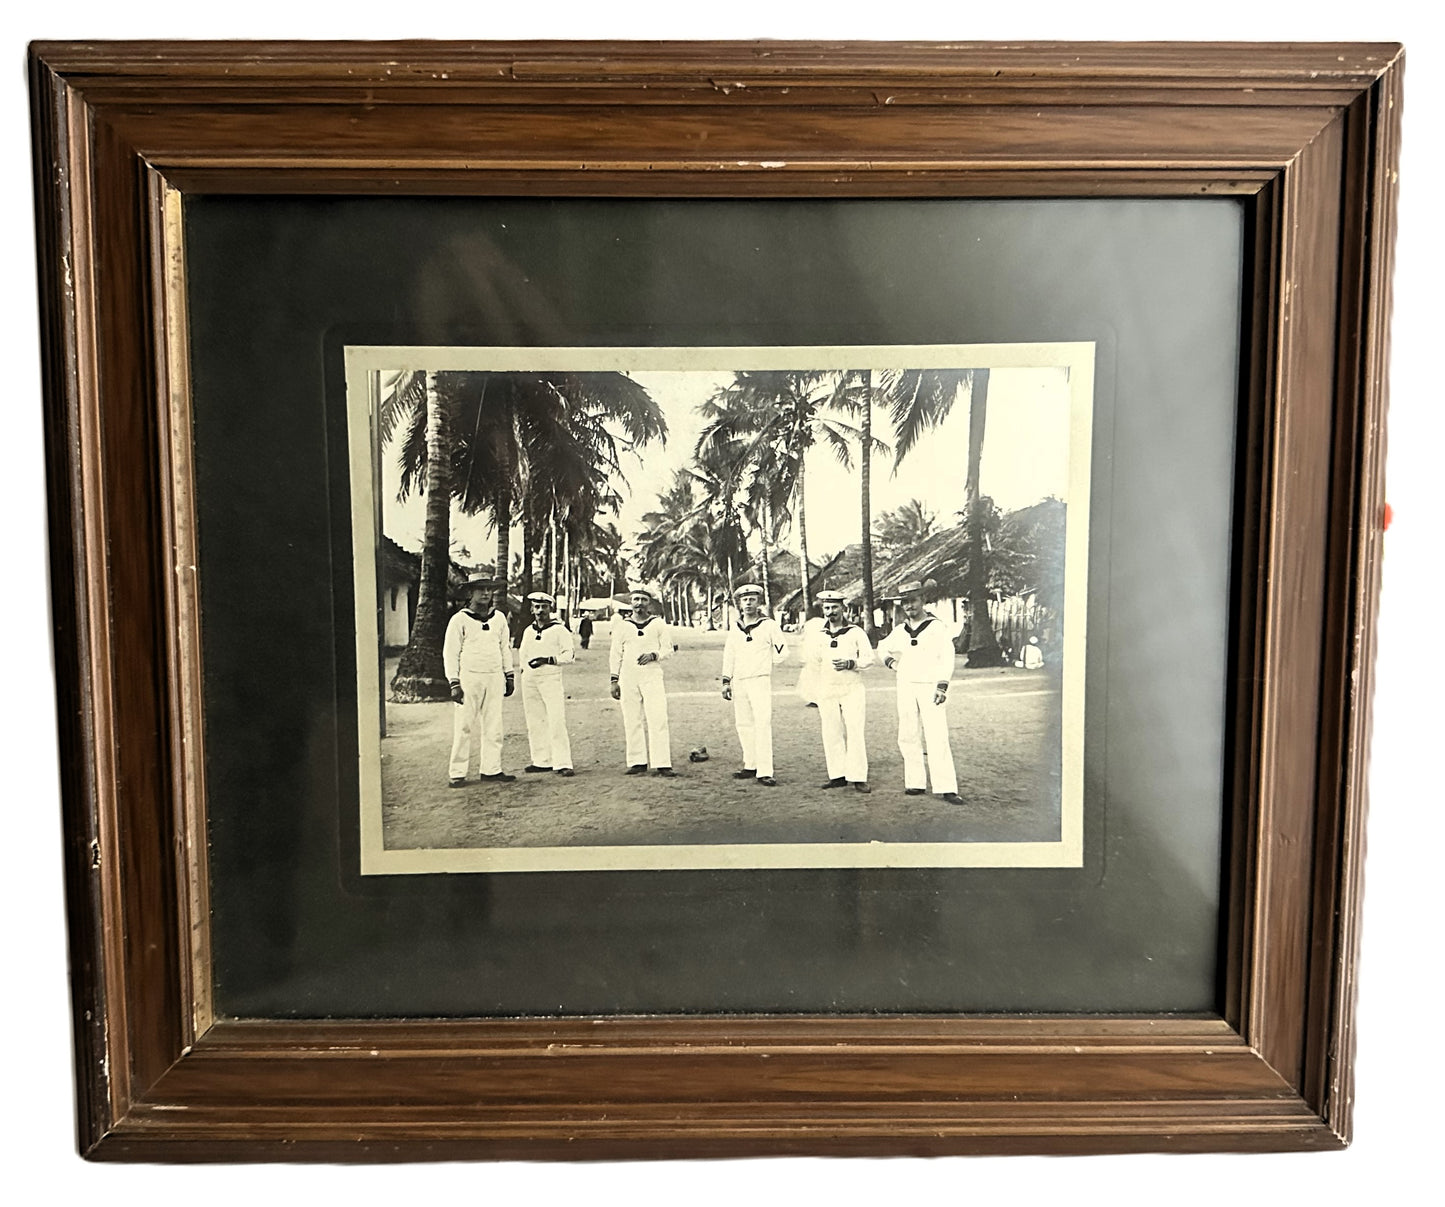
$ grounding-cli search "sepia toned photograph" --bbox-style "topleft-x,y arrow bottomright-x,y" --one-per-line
346,344 -> 1093,872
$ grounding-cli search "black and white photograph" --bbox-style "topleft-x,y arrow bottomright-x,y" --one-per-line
346,343 -> 1093,872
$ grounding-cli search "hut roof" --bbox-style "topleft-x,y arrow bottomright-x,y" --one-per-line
381,536 -> 420,586
833,498 -> 1066,603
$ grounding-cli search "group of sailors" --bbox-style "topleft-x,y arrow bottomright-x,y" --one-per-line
442,576 -> 965,805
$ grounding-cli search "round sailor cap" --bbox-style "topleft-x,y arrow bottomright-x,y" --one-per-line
816,590 -> 847,605
627,585 -> 656,601
733,583 -> 764,599
525,591 -> 555,605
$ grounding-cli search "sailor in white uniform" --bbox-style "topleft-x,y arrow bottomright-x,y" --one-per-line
443,576 -> 515,786
720,583 -> 788,786
802,590 -> 875,793
519,591 -> 576,777
879,579 -> 963,804
608,587 -> 676,776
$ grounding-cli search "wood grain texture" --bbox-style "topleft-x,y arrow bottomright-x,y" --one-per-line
28,40 -> 1402,1160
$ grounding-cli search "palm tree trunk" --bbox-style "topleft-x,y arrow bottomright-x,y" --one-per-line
759,500 -> 773,613
796,455 -> 812,619
521,512 -> 534,596
859,369 -> 878,638
390,372 -> 453,702
964,369 -> 1004,667
495,396 -> 513,607
494,493 -> 511,606
561,525 -> 570,618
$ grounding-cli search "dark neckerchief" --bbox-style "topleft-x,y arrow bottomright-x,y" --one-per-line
738,617 -> 766,640
531,620 -> 558,637
823,622 -> 853,639
465,608 -> 495,630
630,615 -> 658,633
903,617 -> 934,639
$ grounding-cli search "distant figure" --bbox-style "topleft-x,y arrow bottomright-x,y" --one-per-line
519,591 -> 576,778
1016,636 -> 1045,670
880,580 -> 963,806
609,587 -> 675,777
443,576 -> 515,787
803,590 -> 874,794
720,583 -> 788,787
578,613 -> 594,650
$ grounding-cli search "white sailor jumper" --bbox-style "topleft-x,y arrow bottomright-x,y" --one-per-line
443,608 -> 513,779
520,620 -> 576,770
722,617 -> 787,778
880,616 -> 958,794
802,621 -> 875,784
609,615 -> 673,769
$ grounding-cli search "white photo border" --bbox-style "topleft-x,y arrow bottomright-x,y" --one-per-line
345,342 -> 1094,873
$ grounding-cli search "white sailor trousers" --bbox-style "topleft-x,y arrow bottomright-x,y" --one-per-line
895,682 -> 957,794
449,669 -> 506,778
731,675 -> 774,778
619,664 -> 672,768
818,683 -> 868,783
522,668 -> 572,770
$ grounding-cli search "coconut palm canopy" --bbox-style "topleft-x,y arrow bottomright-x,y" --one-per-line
380,368 -> 666,701
378,360 -> 1063,693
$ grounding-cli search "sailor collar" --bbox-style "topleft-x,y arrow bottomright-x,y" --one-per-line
464,608 -> 496,629
823,622 -> 854,640
531,620 -> 560,636
738,617 -> 768,640
903,616 -> 935,642
629,615 -> 660,633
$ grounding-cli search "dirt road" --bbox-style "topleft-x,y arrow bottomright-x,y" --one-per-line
380,624 -> 1061,851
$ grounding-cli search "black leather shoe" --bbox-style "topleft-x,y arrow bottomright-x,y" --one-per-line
821,777 -> 847,789
938,792 -> 965,805
654,767 -> 678,778
448,777 -> 466,788
732,769 -> 757,779
556,768 -> 575,777
523,764 -> 552,773
756,776 -> 778,787
625,764 -> 648,775
905,788 -> 925,796
852,782 -> 872,794
480,772 -> 516,784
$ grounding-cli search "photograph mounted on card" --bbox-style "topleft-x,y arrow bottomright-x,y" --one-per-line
346,341 -> 1093,873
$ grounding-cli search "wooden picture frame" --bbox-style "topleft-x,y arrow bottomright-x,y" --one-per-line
28,40 -> 1400,1159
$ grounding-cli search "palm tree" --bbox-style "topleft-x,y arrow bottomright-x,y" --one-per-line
958,369 -> 1004,665
685,435 -> 752,620
389,367 -> 665,627
698,371 -> 866,620
636,473 -> 716,626
873,498 -> 938,555
877,368 -> 1003,665
381,370 -> 454,702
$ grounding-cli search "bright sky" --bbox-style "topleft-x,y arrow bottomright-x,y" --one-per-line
380,366 -> 1073,571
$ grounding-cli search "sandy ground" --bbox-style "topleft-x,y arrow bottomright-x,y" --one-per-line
379,622 -> 1062,850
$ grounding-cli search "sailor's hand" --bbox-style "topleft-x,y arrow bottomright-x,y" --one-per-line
449,681 -> 464,704
831,657 -> 854,671
610,679 -> 621,700
722,684 -> 732,701
884,656 -> 898,671
504,673 -> 515,697
636,652 -> 658,665
528,657 -> 547,669
933,686 -> 948,706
